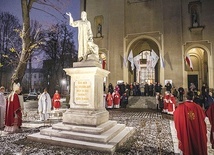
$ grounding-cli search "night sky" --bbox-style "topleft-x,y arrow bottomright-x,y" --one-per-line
0,0 -> 80,68
0,0 -> 80,26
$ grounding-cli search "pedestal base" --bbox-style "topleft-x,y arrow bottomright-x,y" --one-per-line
63,109 -> 109,126
28,120 -> 135,154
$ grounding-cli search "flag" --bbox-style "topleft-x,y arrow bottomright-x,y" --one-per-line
151,49 -> 159,68
123,56 -> 127,68
128,50 -> 134,70
147,56 -> 152,69
134,54 -> 141,70
185,53 -> 193,71
120,55 -> 128,68
160,53 -> 165,68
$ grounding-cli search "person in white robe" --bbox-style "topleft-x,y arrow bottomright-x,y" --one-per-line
38,88 -> 52,121
0,86 -> 6,128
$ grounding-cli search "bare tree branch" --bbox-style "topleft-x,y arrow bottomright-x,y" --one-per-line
31,6 -> 64,22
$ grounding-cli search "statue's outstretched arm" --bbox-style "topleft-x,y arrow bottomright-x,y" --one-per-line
66,12 -> 74,26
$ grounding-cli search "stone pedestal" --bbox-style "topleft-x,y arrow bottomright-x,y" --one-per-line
28,61 -> 135,154
63,66 -> 110,126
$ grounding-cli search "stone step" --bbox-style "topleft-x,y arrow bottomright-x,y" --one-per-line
28,132 -> 116,153
109,126 -> 135,146
128,96 -> 157,109
52,120 -> 117,134
49,109 -> 67,117
40,123 -> 125,143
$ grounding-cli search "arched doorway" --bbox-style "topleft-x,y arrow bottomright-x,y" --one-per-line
127,38 -> 160,84
186,48 -> 208,90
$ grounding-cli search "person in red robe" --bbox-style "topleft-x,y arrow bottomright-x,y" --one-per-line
52,90 -> 61,110
106,92 -> 113,109
162,91 -> 170,113
113,91 -> 120,108
4,83 -> 22,133
206,102 -> 214,149
174,91 -> 207,155
167,93 -> 176,115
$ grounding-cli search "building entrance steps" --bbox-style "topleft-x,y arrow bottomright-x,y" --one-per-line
127,96 -> 157,109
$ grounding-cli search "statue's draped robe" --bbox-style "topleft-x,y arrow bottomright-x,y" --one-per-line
71,20 -> 93,59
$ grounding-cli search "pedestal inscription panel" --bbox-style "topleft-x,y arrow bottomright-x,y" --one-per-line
74,80 -> 91,105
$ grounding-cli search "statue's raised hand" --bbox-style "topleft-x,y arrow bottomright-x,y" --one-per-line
66,12 -> 72,17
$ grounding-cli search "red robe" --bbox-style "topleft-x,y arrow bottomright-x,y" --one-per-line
167,95 -> 176,114
52,93 -> 61,109
174,101 -> 207,155
106,93 -> 113,108
113,93 -> 120,108
5,93 -> 22,127
206,103 -> 214,149
163,95 -> 170,112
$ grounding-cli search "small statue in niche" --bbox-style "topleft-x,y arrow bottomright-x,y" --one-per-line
192,11 -> 198,27
96,23 -> 102,37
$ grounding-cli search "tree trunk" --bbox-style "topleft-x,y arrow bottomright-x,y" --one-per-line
11,0 -> 34,86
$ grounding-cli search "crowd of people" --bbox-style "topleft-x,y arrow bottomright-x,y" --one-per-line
104,81 -> 176,112
0,83 -> 62,133
104,80 -> 214,154
1,80 -> 214,154
104,81 -> 214,113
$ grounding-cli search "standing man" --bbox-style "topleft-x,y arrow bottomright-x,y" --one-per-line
163,91 -> 170,113
106,92 -> 113,109
174,91 -> 207,155
144,82 -> 149,96
167,92 -> 176,115
113,90 -> 120,108
165,81 -> 172,93
66,11 -> 99,61
52,90 -> 61,110
38,88 -> 52,121
4,83 -> 22,133
204,91 -> 214,110
178,86 -> 185,101
121,92 -> 129,108
155,82 -> 162,94
206,102 -> 214,149
0,86 -> 6,128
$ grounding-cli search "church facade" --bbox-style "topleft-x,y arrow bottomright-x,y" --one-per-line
80,0 -> 214,91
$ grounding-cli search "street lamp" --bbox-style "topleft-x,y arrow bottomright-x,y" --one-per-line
61,79 -> 66,96
61,79 -> 66,85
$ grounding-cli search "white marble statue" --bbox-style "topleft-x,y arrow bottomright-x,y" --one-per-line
66,11 -> 99,61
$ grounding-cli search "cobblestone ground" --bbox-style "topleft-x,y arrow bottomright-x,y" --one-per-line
1,98 -> 214,155
0,109 -> 175,155
109,109 -> 174,155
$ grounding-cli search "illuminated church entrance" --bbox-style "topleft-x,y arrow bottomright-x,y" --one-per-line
128,39 -> 160,84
